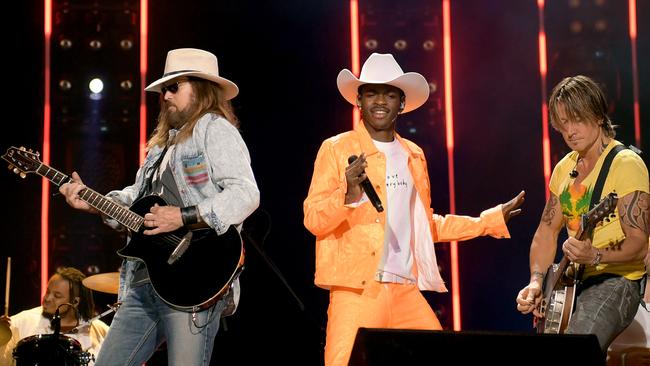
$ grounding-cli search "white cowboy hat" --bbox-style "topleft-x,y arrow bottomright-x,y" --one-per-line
337,53 -> 429,113
145,48 -> 239,100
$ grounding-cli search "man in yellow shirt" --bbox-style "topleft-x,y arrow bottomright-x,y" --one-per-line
304,53 -> 525,366
516,75 -> 649,353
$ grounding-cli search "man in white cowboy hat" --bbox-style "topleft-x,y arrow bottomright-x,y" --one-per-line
303,53 -> 525,366
59,48 -> 259,366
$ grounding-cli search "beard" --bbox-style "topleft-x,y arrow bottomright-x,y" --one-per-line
165,100 -> 197,129
42,306 -> 71,320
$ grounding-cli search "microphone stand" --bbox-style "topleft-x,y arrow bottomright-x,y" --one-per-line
240,209 -> 325,365
51,302 -> 78,335
51,305 -> 63,336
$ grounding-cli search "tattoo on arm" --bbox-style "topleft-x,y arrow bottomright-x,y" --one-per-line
532,271 -> 545,279
542,195 -> 558,226
620,191 -> 650,236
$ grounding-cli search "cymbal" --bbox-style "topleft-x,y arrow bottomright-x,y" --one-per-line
0,320 -> 11,346
82,272 -> 119,295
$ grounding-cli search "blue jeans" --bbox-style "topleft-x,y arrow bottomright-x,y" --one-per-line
566,275 -> 641,353
94,282 -> 225,366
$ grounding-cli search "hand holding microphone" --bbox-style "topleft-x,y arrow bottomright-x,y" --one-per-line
346,154 -> 384,212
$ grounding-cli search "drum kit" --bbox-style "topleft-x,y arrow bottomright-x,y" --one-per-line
1,259 -> 120,366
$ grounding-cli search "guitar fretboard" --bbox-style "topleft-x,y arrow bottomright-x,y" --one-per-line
36,164 -> 143,232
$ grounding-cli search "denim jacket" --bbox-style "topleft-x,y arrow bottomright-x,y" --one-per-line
104,113 -> 260,310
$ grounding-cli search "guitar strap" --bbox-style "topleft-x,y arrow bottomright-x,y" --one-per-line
588,144 -> 628,210
137,144 -> 169,200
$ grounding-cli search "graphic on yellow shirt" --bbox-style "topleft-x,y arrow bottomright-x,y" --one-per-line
559,183 -> 593,232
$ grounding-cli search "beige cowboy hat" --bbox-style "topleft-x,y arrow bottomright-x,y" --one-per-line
337,53 -> 429,113
145,48 -> 239,100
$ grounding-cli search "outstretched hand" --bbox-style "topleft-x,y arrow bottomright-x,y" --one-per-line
502,190 -> 525,223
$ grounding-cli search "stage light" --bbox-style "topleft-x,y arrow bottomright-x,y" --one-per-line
89,78 -> 104,94
59,38 -> 72,50
394,39 -> 407,51
58,79 -> 72,91
429,81 -> 438,94
120,80 -> 133,91
568,0 -> 580,8
364,38 -> 378,50
570,21 -> 583,34
86,265 -> 100,274
594,19 -> 608,32
120,39 -> 133,50
89,39 -> 102,50
423,40 -> 435,51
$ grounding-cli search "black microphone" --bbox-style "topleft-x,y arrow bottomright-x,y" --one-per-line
348,155 -> 384,212
51,306 -> 62,336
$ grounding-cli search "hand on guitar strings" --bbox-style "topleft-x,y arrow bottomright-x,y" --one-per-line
143,203 -> 183,235
515,281 -> 543,318
59,172 -> 98,214
562,237 -> 598,265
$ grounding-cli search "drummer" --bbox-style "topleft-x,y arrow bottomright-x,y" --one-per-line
0,267 -> 109,366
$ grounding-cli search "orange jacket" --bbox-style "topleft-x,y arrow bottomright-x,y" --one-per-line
303,123 -> 510,291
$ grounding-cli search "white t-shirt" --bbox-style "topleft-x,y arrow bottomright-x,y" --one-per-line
0,307 -> 108,366
373,139 -> 416,284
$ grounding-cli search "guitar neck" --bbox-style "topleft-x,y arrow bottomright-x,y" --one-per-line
36,164 -> 143,232
554,217 -> 592,281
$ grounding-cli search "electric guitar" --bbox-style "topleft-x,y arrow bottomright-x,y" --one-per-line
2,146 -> 244,312
536,192 -> 618,334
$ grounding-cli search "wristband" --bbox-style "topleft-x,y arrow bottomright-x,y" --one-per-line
592,249 -> 602,266
180,206 -> 200,226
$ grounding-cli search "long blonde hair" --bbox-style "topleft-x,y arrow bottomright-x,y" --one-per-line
147,77 -> 239,149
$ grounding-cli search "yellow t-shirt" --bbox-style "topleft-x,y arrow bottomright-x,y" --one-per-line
549,140 -> 649,280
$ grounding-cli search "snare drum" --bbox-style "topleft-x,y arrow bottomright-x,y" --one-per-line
13,334 -> 91,366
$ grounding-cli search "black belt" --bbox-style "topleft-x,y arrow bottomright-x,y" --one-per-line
578,273 -> 642,293
578,273 -> 621,291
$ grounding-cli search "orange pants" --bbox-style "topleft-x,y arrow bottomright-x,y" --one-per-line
324,282 -> 442,366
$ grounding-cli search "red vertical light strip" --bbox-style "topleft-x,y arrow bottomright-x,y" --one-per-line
538,0 -> 551,200
628,0 -> 641,148
442,0 -> 460,331
350,0 -> 360,128
139,0 -> 148,164
41,0 -> 52,296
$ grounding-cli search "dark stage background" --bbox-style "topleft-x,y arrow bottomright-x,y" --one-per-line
2,0 -> 649,364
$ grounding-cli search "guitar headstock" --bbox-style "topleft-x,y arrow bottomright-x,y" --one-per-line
584,192 -> 618,229
2,146 -> 42,178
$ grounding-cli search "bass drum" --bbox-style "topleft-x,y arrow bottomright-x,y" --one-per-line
13,334 -> 91,366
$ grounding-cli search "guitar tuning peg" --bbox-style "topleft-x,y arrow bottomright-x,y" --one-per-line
13,168 -> 21,175
7,165 -> 13,170
28,149 -> 33,152
19,172 -> 26,179
36,152 -> 40,157
19,146 -> 25,151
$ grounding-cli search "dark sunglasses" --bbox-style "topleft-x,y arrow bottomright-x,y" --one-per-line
161,80 -> 187,94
